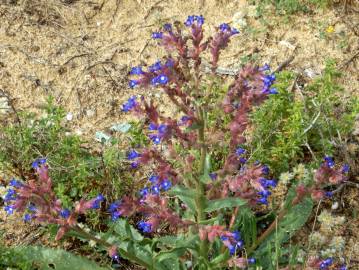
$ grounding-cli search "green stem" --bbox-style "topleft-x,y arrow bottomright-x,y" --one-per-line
196,106 -> 208,264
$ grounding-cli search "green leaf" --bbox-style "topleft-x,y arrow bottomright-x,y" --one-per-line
254,193 -> 313,268
169,185 -> 197,213
113,219 -> 144,242
204,197 -> 246,213
209,252 -> 230,267
13,246 -> 107,270
118,241 -> 153,267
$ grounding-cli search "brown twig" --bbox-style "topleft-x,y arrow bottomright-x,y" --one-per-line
339,49 -> 359,69
62,53 -> 90,66
274,55 -> 295,73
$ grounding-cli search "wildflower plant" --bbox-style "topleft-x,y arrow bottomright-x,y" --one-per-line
2,15 -> 351,270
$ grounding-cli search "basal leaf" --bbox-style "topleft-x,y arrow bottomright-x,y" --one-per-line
14,246 -> 107,270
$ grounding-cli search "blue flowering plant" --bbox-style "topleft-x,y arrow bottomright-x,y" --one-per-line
2,15 -> 350,270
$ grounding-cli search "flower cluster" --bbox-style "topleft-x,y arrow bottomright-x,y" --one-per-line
108,194 -> 192,233
293,156 -> 349,202
223,64 -> 277,148
3,159 -> 105,240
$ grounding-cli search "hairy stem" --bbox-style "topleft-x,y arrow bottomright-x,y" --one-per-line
196,106 -> 208,263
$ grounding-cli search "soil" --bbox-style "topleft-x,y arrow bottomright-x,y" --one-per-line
0,0 -> 358,269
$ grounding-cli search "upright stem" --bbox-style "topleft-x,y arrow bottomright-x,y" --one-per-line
196,106 -> 208,263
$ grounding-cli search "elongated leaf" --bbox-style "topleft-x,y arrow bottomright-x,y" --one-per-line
169,185 -> 197,213
254,193 -> 313,269
204,197 -> 246,213
14,246 -> 107,270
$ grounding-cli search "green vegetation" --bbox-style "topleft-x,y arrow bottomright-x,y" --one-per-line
249,60 -> 358,172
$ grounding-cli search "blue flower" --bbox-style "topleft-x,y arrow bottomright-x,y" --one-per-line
248,258 -> 256,264
184,15 -> 204,26
60,209 -> 71,219
28,204 -> 37,212
131,161 -> 139,169
4,189 -> 17,202
257,197 -> 268,205
111,253 -> 120,261
258,190 -> 272,197
127,150 -> 140,160
262,165 -> 270,175
108,201 -> 121,221
148,122 -> 158,130
129,80 -> 139,89
151,74 -> 169,85
325,191 -> 333,198
91,194 -> 105,209
231,28 -> 240,35
130,66 -> 144,75
23,214 -> 32,222
239,157 -> 247,164
151,185 -> 160,195
140,187 -> 149,197
9,178 -> 22,188
122,96 -> 137,112
148,61 -> 162,72
152,32 -> 163,39
163,23 -> 172,31
184,15 -> 195,26
157,124 -> 167,134
324,156 -> 335,168
149,134 -> 161,144
209,172 -> 217,180
138,221 -> 152,233
232,231 -> 241,241
219,23 -> 230,32
108,201 -> 121,213
165,58 -> 174,67
228,245 -> 236,255
160,179 -> 172,191
260,64 -> 270,71
31,158 -> 46,169
236,147 -> 246,156
260,178 -> 277,188
342,164 -> 350,173
4,205 -> 15,215
269,88 -> 278,94
149,175 -> 159,183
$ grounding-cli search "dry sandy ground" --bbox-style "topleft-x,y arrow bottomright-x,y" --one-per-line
0,0 -> 358,268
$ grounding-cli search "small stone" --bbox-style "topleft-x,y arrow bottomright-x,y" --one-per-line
331,201 -> 339,210
335,23 -> 346,35
86,109 -> 95,117
66,112 -> 73,121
